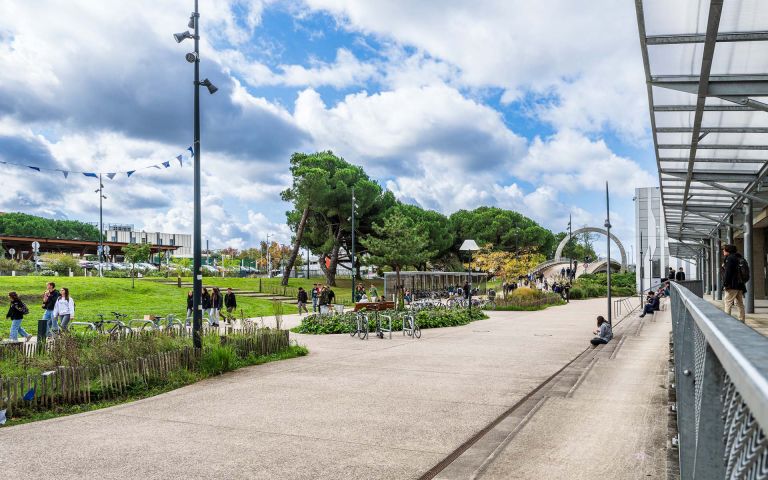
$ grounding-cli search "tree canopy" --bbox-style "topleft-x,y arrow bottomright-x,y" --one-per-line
448,207 -> 556,257
0,212 -> 100,241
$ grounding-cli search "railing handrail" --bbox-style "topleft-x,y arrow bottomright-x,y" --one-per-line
671,281 -> 768,431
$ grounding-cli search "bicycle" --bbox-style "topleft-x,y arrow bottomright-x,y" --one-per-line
401,314 -> 421,339
92,313 -> 133,336
349,313 -> 369,340
138,314 -> 184,332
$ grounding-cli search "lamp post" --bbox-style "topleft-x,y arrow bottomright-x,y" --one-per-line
351,187 -> 356,304
605,182 -> 612,326
174,1 -> 217,349
266,233 -> 272,278
567,213 -> 572,280
95,175 -> 107,277
459,240 -> 480,316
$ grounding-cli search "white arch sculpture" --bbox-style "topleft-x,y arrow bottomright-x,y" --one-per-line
554,227 -> 627,273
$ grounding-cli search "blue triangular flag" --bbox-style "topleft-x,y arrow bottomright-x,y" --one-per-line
106,172 -> 116,180
0,409 -> 5,425
62,171 -> 69,179
28,166 -> 41,172
162,161 -> 170,168
187,146 -> 194,157
126,170 -> 136,177
23,387 -> 35,401
83,172 -> 98,178
176,155 -> 183,166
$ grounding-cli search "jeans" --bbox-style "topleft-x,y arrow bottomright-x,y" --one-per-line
58,314 -> 71,331
43,309 -> 57,336
10,319 -> 29,341
312,297 -> 318,312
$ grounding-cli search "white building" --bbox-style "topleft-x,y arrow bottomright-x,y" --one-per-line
103,224 -> 192,258
634,187 -> 697,291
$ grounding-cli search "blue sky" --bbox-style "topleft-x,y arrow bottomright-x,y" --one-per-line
0,0 -> 658,256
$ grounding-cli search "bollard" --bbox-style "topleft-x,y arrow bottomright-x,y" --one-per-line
177,276 -> 182,288
37,319 -> 48,344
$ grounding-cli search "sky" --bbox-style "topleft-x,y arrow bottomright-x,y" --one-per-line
0,0 -> 658,257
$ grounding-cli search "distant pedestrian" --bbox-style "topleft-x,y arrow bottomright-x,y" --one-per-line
201,288 -> 212,324
311,284 -> 319,312
463,282 -> 470,299
560,267 -> 566,277
297,287 -> 309,315
53,287 -> 75,332
224,287 -> 237,322
667,267 -> 675,282
210,287 -> 222,327
6,291 -> 32,342
328,287 -> 336,305
186,290 -> 193,323
722,244 -> 748,323
590,316 -> 612,346
369,284 -> 378,302
41,281 -> 60,337
675,267 -> 686,281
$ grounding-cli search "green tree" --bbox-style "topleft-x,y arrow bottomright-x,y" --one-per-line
123,243 -> 151,288
0,212 -> 100,240
391,203 -> 454,269
448,207 -> 555,256
360,211 -> 436,297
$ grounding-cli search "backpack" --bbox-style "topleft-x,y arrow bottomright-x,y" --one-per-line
17,301 -> 29,315
737,257 -> 751,284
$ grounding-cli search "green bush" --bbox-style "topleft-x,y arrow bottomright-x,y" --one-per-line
569,272 -> 636,299
199,344 -> 238,375
42,254 -> 83,276
291,308 -> 488,335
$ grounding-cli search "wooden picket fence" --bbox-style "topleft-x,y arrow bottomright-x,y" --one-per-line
0,329 -> 291,416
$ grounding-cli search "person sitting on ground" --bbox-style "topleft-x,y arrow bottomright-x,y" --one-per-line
663,282 -> 671,297
639,292 -> 660,317
591,315 -> 612,346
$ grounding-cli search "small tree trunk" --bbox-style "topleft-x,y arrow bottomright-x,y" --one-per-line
132,264 -> 135,289
320,227 -> 343,286
281,205 -> 310,286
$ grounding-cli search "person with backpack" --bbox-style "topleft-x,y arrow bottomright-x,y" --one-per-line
52,287 -> 75,332
722,244 -> 748,322
6,291 -> 32,342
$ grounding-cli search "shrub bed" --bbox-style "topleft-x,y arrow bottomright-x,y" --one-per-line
291,308 -> 488,335
569,272 -> 635,299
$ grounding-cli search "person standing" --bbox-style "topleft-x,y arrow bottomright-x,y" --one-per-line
667,267 -> 675,282
224,287 -> 237,323
6,292 -> 32,342
201,288 -> 212,325
297,287 -> 309,315
722,244 -> 748,322
369,284 -> 379,302
675,267 -> 686,281
311,284 -> 319,312
41,281 -> 60,337
52,287 -> 75,332
328,287 -> 336,306
186,290 -> 193,325
210,287 -> 222,327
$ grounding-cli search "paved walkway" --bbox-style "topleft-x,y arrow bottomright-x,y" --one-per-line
1,299 -> 667,479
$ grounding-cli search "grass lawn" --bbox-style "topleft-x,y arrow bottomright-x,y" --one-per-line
0,276 -> 384,338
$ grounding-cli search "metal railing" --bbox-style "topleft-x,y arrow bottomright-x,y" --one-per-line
670,282 -> 768,479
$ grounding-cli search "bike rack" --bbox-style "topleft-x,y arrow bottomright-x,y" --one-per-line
128,319 -> 155,330
402,314 -> 415,337
377,314 -> 392,339
69,321 -> 96,331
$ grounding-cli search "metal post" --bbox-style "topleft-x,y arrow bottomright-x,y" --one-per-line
605,182 -> 612,325
744,200 -> 754,314
468,251 -> 472,316
639,230 -> 644,302
98,174 -> 104,278
306,247 -> 309,278
191,0 -> 202,349
568,213 -> 572,281
266,233 -> 272,278
727,214 -> 734,244
351,187 -> 356,304
714,230 -> 722,301
711,236 -> 717,300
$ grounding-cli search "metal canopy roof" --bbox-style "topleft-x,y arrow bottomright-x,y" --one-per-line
635,0 -> 768,244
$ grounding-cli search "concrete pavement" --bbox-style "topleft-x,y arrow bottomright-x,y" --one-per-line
0,298 -> 667,479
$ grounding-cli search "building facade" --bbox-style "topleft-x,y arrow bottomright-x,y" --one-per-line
635,187 -> 697,291
103,224 -> 192,258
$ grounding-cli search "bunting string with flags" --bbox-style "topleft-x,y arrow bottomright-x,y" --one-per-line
0,144 -> 195,180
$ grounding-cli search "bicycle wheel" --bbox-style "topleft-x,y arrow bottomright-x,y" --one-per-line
359,318 -> 368,340
414,325 -> 421,338
350,319 -> 358,336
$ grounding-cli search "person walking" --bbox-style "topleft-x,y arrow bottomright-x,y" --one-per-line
319,285 -> 330,314
590,316 -> 613,346
722,244 -> 748,322
41,281 -> 60,337
311,284 -> 319,312
224,287 -> 237,323
297,287 -> 309,315
210,287 -> 222,327
201,288 -> 212,325
52,287 -> 75,332
675,267 -> 686,281
186,290 -> 193,325
6,292 -> 32,342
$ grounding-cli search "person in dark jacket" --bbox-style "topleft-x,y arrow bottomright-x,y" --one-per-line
210,287 -> 222,327
675,267 -> 686,281
201,288 -> 212,325
224,288 -> 237,322
186,291 -> 193,325
7,291 -> 32,342
311,284 -> 319,312
297,287 -> 309,315
667,267 -> 675,282
722,244 -> 747,322
41,281 -> 60,337
639,292 -> 660,317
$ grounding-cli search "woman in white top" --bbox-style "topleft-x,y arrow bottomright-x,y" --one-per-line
52,287 -> 75,332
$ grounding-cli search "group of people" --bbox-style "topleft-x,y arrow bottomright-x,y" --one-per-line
304,284 -> 337,314
353,284 -> 379,303
185,287 -> 237,327
5,281 -> 75,342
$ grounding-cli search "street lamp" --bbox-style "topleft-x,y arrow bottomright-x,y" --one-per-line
459,239 -> 480,316
351,187 -> 356,304
94,175 -> 107,277
604,182 -> 612,326
174,0 -> 218,349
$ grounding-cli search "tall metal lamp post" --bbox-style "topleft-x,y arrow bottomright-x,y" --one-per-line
605,182 -> 612,326
459,239 -> 480,316
95,175 -> 107,277
174,0 -> 218,349
351,187 -> 356,304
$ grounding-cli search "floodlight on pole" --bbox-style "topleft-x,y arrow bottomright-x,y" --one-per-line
174,31 -> 194,43
459,239 -> 480,316
199,78 -> 218,94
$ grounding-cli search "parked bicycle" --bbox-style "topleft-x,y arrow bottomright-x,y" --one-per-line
401,314 -> 421,339
91,312 -> 133,335
350,313 -> 369,340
